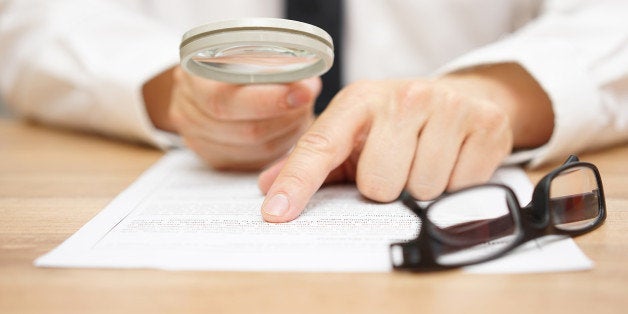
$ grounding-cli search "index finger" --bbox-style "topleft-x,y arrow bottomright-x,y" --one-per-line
260,98 -> 369,222
184,71 -> 321,120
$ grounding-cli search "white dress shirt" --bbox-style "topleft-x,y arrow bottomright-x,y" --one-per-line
0,0 -> 627,167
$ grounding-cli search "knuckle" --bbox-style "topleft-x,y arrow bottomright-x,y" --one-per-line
201,84 -> 227,120
475,103 -> 510,134
401,80 -> 432,102
428,83 -> 467,114
278,166 -> 317,190
296,131 -> 337,157
204,97 -> 225,120
239,121 -> 266,143
343,79 -> 374,95
168,105 -> 187,129
172,66 -> 186,83
398,80 -> 434,110
169,101 -> 206,132
335,80 -> 377,107
389,80 -> 437,120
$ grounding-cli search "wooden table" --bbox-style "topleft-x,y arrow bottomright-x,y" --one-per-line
1,119 -> 627,314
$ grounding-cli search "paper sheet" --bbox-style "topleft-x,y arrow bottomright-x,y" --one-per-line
35,149 -> 592,273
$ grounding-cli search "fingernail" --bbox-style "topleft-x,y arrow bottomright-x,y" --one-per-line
263,193 -> 290,217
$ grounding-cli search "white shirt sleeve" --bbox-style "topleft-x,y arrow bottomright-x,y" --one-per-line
436,0 -> 628,167
0,0 -> 181,148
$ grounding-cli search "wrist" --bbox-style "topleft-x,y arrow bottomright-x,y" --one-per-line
142,66 -> 177,133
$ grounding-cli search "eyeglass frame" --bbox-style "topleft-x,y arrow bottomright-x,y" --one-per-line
390,155 -> 607,272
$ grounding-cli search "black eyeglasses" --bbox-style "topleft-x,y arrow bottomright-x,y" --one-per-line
390,155 -> 606,272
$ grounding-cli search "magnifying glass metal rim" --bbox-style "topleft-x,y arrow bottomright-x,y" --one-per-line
180,18 -> 335,84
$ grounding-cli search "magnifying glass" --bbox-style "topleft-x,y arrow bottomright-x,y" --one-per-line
179,18 -> 334,84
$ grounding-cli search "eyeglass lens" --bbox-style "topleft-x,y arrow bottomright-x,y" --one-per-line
425,186 -> 520,266
549,166 -> 601,231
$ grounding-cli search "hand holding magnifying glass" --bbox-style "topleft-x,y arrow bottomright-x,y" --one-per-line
167,18 -> 331,170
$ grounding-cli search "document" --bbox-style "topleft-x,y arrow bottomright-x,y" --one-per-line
35,149 -> 593,273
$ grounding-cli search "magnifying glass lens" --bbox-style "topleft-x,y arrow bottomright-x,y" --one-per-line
192,45 -> 320,75
180,18 -> 334,83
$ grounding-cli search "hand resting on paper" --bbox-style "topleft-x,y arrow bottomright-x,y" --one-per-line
257,63 -> 554,222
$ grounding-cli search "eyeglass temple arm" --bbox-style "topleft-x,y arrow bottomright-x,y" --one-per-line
430,215 -> 514,247
548,190 -> 600,223
564,155 -> 580,164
